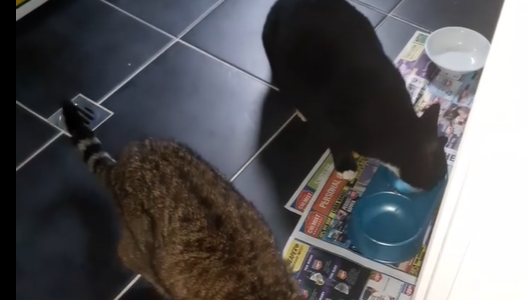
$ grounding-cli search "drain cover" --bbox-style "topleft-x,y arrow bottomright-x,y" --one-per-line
48,94 -> 112,132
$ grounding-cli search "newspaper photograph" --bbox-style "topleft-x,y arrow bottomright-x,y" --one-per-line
286,150 -> 334,215
284,239 -> 415,300
360,271 -> 415,300
283,31 -> 481,285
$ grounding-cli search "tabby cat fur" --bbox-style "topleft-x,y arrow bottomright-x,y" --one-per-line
263,0 -> 447,190
61,100 -> 302,300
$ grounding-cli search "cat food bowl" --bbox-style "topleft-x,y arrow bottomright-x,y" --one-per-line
348,166 -> 448,263
349,191 -> 421,263
425,27 -> 490,75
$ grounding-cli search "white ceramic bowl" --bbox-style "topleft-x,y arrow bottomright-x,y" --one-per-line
425,27 -> 491,75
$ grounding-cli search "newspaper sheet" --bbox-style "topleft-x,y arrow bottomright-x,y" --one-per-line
284,239 -> 415,300
286,150 -> 378,215
283,31 -> 480,284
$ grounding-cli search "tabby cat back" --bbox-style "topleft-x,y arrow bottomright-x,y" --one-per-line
61,100 -> 302,300
263,0 -> 447,190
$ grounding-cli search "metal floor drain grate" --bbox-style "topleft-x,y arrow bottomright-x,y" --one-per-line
48,94 -> 113,132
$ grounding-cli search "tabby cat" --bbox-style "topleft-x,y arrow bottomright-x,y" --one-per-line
263,0 -> 447,189
61,100 -> 302,300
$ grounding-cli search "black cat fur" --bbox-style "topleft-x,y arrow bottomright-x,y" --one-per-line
262,0 -> 447,190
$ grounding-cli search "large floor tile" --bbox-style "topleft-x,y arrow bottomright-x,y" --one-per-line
97,42 -> 294,178
376,17 -> 422,61
16,136 -> 133,300
183,0 -> 386,82
233,117 -> 327,248
16,104 -> 59,168
16,0 -> 171,117
394,0 -> 504,40
105,0 -> 220,37
357,0 -> 402,13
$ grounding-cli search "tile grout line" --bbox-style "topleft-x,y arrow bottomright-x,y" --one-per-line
388,0 -> 408,16
177,0 -> 227,39
112,274 -> 142,300
358,0 -> 430,33
375,0 -> 406,29
348,0 -> 388,26
229,112 -> 297,182
174,0 -> 280,91
99,0 -> 226,41
16,133 -> 62,172
16,100 -> 65,132
360,1 -> 391,29
390,14 -> 430,33
16,101 -> 65,172
97,39 -> 178,105
179,40 -> 278,91
99,0 -> 176,39
385,0 -> 430,33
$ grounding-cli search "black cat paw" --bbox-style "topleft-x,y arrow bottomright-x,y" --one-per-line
336,170 -> 357,180
334,157 -> 358,181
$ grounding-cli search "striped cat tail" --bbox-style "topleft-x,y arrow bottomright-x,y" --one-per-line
61,100 -> 115,180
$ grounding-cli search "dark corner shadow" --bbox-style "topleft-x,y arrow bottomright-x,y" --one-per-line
253,86 -> 327,246
16,186 -> 131,300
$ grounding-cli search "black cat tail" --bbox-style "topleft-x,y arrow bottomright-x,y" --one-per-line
61,100 -> 115,182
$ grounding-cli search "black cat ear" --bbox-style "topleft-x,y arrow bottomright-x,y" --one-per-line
420,103 -> 441,130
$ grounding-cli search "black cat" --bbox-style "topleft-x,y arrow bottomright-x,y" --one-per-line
262,0 -> 447,190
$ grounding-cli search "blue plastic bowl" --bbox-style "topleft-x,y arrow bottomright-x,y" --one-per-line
348,166 -> 447,263
360,192 -> 418,245
388,173 -> 422,194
